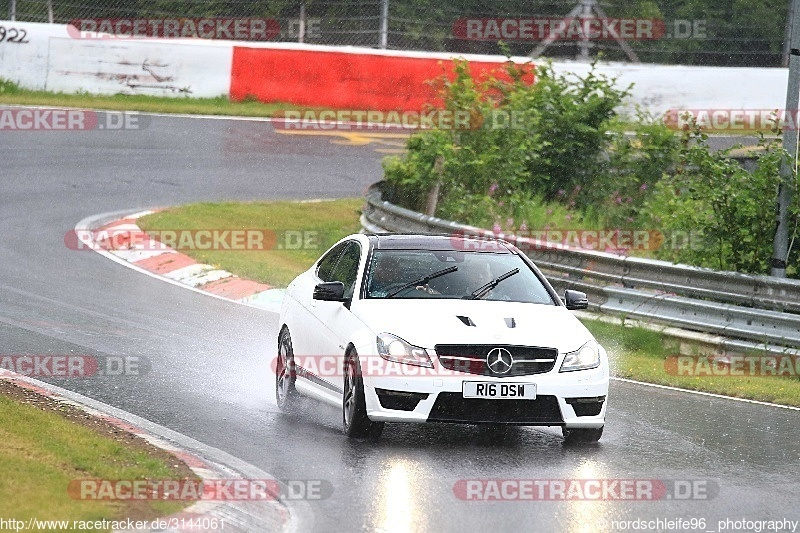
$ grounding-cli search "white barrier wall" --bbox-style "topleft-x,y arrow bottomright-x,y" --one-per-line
550,61 -> 789,116
45,38 -> 233,97
0,20 -> 790,114
0,21 -> 233,97
0,22 -> 63,90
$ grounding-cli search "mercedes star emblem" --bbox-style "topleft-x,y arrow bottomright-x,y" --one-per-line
486,347 -> 514,374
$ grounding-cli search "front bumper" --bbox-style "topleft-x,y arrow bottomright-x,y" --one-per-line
362,364 -> 608,428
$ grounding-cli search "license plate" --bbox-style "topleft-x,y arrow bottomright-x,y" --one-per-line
462,382 -> 536,399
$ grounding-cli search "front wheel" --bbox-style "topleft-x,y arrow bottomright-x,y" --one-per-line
276,328 -> 300,412
562,426 -> 603,443
343,349 -> 384,439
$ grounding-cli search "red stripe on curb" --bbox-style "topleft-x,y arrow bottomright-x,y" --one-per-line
134,253 -> 197,274
97,218 -> 139,231
230,47 -> 528,111
96,230 -> 167,251
98,416 -> 141,435
171,450 -> 211,469
201,277 -> 272,300
5,378 -> 56,398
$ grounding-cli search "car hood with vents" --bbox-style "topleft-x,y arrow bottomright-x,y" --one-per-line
352,299 -> 594,354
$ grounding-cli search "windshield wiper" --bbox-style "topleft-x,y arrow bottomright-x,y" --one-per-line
386,265 -> 458,298
468,268 -> 519,300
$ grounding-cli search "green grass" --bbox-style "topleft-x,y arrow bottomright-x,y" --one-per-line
137,199 -> 364,287
0,391 -> 192,525
0,78 -> 293,117
583,318 -> 800,407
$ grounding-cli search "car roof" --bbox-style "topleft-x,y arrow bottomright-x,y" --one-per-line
367,233 -> 515,253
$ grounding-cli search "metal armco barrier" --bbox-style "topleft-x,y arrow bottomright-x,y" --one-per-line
361,182 -> 800,353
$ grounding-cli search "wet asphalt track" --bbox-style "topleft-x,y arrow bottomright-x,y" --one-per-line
0,116 -> 798,532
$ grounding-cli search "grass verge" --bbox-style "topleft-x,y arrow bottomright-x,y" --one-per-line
139,199 -> 800,407
0,381 -> 195,526
584,319 -> 800,407
137,199 -> 364,287
0,79 -> 295,117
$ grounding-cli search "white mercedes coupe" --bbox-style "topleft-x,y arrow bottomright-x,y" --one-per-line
276,233 -> 609,442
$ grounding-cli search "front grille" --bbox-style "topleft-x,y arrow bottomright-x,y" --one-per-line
435,344 -> 557,377
428,393 -> 563,425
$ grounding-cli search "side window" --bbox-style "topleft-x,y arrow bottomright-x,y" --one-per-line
316,242 -> 347,282
330,242 -> 361,298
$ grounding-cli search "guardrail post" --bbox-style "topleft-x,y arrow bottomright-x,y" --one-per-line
772,0 -> 800,277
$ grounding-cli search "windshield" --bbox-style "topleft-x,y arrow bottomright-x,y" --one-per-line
365,250 -> 555,304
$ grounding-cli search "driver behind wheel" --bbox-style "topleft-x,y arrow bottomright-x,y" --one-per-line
368,254 -> 442,297
368,255 -> 405,297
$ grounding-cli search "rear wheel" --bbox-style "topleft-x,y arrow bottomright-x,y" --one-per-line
562,426 -> 603,443
276,328 -> 299,412
343,349 -> 384,439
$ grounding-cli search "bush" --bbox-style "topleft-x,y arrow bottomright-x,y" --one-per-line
593,114 -> 680,228
644,119 -> 799,275
383,57 -> 798,277
383,57 -> 535,220
383,58 -> 674,229
0,78 -> 22,95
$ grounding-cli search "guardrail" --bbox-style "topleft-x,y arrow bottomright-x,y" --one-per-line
361,182 -> 800,354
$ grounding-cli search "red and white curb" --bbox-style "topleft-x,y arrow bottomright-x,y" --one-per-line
0,371 -> 310,533
74,210 -> 285,312
31,209 -> 312,531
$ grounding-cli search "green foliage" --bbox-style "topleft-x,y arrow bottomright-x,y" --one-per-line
383,58 -> 535,219
0,78 -> 22,95
384,58 -> 634,225
632,0 -> 787,66
385,58 -> 798,278
594,113 -> 680,227
512,62 -> 631,206
384,58 -> 678,231
644,119 -> 799,274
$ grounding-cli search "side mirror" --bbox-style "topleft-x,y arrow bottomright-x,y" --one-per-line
313,281 -> 347,302
564,289 -> 588,310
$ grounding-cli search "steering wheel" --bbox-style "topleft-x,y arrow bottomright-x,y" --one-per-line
380,283 -> 438,297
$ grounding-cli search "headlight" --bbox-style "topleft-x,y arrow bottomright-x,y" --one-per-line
559,340 -> 601,372
376,333 -> 433,368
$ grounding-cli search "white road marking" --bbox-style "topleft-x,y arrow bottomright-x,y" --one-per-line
612,377 -> 800,412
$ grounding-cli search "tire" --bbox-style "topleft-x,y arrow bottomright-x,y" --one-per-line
276,327 -> 300,413
342,349 -> 384,439
562,426 -> 603,443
